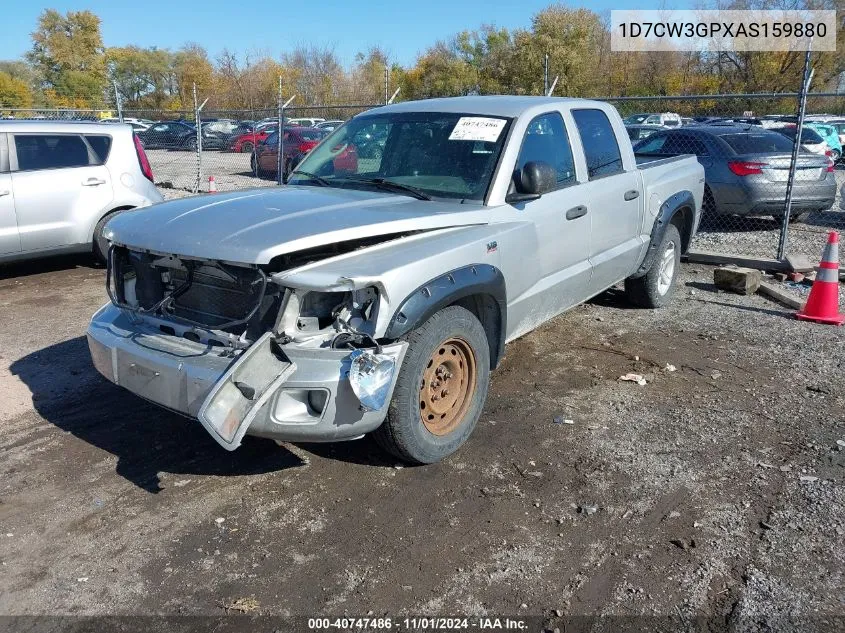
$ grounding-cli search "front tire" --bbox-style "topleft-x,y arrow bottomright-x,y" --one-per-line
373,306 -> 490,464
624,223 -> 682,308
241,141 -> 254,154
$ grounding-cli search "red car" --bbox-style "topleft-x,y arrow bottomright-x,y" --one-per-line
252,127 -> 330,177
228,124 -> 278,153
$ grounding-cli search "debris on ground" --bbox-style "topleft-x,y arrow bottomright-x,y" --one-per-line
578,505 -> 598,516
664,364 -> 677,372
553,416 -> 575,425
214,517 -> 225,524
714,266 -> 762,295
221,596 -> 260,613
619,373 -> 647,386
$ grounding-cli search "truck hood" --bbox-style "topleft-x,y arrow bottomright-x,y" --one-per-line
105,186 -> 490,264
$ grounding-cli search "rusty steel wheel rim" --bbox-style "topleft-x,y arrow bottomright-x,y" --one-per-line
419,337 -> 477,436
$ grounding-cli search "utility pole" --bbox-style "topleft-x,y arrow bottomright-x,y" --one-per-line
112,81 -> 123,122
543,54 -> 549,95
277,76 -> 284,185
384,64 -> 389,104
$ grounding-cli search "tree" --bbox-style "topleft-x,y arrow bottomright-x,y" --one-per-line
27,9 -> 107,106
0,71 -> 33,108
107,46 -> 173,108
172,44 -> 213,109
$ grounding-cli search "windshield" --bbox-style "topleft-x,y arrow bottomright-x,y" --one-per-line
296,129 -> 328,141
623,114 -> 649,125
288,112 -> 512,200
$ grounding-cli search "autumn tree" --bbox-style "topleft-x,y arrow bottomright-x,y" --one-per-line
0,71 -> 34,108
107,46 -> 173,108
27,9 -> 107,106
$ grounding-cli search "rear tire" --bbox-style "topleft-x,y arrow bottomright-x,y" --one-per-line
373,306 -> 490,464
241,141 -> 254,154
183,136 -> 197,151
624,223 -> 682,309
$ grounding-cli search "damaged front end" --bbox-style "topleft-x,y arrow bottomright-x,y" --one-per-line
88,246 -> 406,450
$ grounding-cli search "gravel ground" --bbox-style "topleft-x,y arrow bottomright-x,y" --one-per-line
0,256 -> 842,631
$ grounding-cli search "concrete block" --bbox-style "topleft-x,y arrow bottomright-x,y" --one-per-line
714,266 -> 762,295
785,253 -> 816,273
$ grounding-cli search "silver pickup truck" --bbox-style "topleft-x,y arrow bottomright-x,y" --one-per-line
87,96 -> 704,464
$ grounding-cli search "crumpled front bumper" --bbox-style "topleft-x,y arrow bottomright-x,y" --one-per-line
86,303 -> 407,449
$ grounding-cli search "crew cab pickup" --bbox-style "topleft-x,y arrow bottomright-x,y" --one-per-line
87,96 -> 704,464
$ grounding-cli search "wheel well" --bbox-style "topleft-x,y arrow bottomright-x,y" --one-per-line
670,206 -> 694,253
451,293 -> 503,369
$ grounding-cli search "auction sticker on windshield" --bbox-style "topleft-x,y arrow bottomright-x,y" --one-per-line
449,117 -> 507,142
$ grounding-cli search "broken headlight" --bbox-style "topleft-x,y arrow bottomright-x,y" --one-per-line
348,349 -> 396,411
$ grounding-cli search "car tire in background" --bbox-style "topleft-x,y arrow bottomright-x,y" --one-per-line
624,223 -> 682,309
373,305 -> 490,465
241,141 -> 254,154
183,136 -> 197,151
251,153 -> 267,178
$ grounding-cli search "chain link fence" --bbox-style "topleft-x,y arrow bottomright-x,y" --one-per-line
3,90 -> 844,267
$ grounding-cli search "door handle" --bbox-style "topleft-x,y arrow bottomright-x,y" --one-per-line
0,190 -> 9,197
624,189 -> 640,201
566,205 -> 588,220
82,178 -> 106,186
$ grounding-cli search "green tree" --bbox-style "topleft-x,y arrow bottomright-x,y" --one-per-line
172,43 -> 213,109
107,46 -> 173,108
27,9 -> 107,106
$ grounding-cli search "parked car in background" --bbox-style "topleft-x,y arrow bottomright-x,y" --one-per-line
251,127 -> 329,178
772,125 -> 830,157
0,120 -> 162,263
137,121 -> 198,150
634,125 -> 836,221
824,119 -> 845,149
315,120 -> 345,131
100,117 -> 153,130
626,124 -> 663,141
625,112 -> 682,127
137,121 -> 226,150
229,125 -> 278,153
681,117 -> 694,126
287,117 -> 326,127
86,96 -> 703,462
805,122 -> 842,161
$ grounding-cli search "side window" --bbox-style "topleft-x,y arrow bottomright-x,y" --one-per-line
85,135 -> 112,164
14,134 -> 91,171
514,112 -> 576,189
572,109 -> 624,179
152,124 -> 168,132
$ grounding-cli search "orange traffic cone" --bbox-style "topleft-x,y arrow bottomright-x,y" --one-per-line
208,175 -> 217,193
796,231 -> 844,325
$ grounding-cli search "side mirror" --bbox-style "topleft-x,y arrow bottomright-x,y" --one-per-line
506,161 -> 557,204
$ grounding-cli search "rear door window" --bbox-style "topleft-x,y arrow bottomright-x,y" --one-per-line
14,134 -> 91,171
572,109 -> 624,179
85,135 -> 112,164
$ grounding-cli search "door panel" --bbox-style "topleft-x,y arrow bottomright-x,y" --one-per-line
579,173 -> 643,292
0,173 -> 20,255
12,165 -> 113,252
504,111 -> 592,340
570,108 -> 644,293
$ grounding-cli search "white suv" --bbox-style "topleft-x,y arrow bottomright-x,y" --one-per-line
0,120 -> 163,263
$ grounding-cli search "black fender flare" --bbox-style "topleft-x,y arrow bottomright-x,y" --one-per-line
384,264 -> 507,368
630,190 -> 696,279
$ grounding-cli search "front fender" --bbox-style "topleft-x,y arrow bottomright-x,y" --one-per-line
384,264 -> 507,367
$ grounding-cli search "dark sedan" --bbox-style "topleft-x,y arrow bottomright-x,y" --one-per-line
633,125 -> 836,220
137,120 -> 227,151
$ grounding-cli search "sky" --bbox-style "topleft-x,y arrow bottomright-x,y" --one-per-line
1,0 -> 682,68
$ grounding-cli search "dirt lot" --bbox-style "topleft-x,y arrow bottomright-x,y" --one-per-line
0,250 -> 843,631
